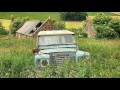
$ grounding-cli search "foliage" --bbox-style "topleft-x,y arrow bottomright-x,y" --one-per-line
52,19 -> 65,30
60,12 -> 88,21
0,36 -> 120,78
0,22 -> 8,35
9,17 -> 30,35
87,12 -> 120,16
108,18 -> 120,37
95,25 -> 118,39
93,13 -> 119,39
93,12 -> 112,25
0,36 -> 36,78
0,12 -> 119,20
68,28 -> 87,38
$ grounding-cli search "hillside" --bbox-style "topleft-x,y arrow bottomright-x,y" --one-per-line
0,12 -> 119,20
0,12 -> 60,20
0,12 -> 120,30
111,12 -> 120,15
87,12 -> 120,16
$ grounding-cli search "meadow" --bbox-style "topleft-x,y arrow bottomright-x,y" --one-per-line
0,12 -> 60,20
0,12 -> 120,30
87,12 -> 120,16
65,21 -> 84,29
0,35 -> 120,78
0,12 -> 119,20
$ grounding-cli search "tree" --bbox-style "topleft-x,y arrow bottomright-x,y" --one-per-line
60,12 -> 88,21
108,18 -> 120,37
93,12 -> 118,39
93,12 -> 112,25
10,17 -> 30,36
95,25 -> 118,39
52,19 -> 65,30
68,28 -> 87,38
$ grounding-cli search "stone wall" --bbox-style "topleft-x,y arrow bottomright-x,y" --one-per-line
16,33 -> 27,38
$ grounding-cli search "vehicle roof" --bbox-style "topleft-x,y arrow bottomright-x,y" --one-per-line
38,30 -> 75,36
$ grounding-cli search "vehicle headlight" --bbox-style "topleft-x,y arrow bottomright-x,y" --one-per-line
85,52 -> 90,56
40,59 -> 49,67
84,52 -> 90,59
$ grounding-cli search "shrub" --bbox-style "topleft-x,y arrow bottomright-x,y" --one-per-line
108,18 -> 120,37
93,12 -> 119,39
60,12 -> 88,21
93,12 -> 112,25
68,28 -> 87,38
52,20 -> 65,30
95,25 -> 118,39
10,17 -> 30,36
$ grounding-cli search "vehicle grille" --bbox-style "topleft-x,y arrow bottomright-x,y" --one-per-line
50,52 -> 75,65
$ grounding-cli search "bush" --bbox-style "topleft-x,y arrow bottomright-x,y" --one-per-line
10,17 -> 30,35
0,22 -> 8,35
68,28 -> 87,38
93,12 -> 119,39
93,12 -> 112,25
52,20 -> 65,30
108,18 -> 120,37
95,25 -> 118,39
60,12 -> 88,21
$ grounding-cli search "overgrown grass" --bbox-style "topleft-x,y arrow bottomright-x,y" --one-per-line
0,36 -> 120,78
0,36 -> 36,78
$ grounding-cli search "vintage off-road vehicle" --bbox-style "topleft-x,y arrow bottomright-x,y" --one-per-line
33,30 -> 90,68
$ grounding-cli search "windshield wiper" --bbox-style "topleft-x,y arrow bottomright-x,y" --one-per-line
60,43 -> 76,45
39,43 -> 76,46
40,44 -> 58,46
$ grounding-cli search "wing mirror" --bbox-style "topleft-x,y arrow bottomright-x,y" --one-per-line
32,48 -> 39,54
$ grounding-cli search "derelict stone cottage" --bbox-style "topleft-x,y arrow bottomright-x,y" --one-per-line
16,18 -> 55,38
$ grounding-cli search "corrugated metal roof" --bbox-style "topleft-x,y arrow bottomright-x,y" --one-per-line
38,30 -> 75,36
16,21 -> 41,35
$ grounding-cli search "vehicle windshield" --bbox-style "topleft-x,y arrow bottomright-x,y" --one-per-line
38,35 -> 76,45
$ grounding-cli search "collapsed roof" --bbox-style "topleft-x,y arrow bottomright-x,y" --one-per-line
16,21 -> 43,36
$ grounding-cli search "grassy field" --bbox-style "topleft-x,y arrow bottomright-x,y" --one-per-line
65,21 -> 84,29
1,16 -> 120,30
1,12 -> 120,30
0,35 -> 120,78
111,12 -> 120,15
87,12 -> 120,16
0,12 -> 119,20
0,12 -> 60,20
